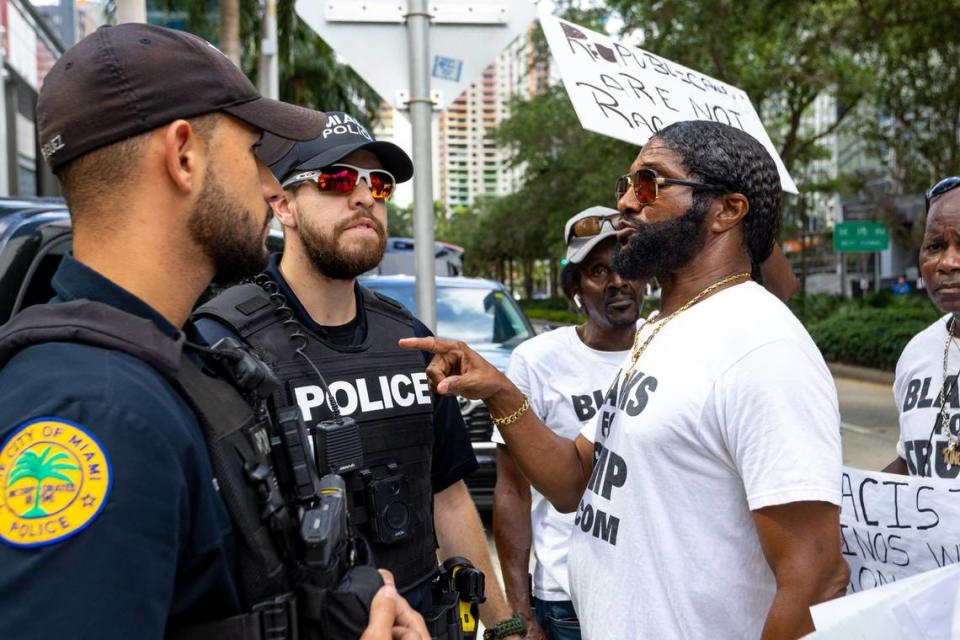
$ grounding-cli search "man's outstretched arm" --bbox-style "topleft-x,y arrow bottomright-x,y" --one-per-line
400,336 -> 594,512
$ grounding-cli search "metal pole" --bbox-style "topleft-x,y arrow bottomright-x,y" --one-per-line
258,0 -> 279,100
0,27 -> 8,197
839,254 -> 846,298
407,0 -> 436,331
874,251 -> 881,293
115,0 -> 146,24
59,0 -> 76,47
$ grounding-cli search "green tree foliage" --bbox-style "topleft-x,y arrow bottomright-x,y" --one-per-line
147,0 -> 382,123
603,0 -> 871,176
855,0 -> 960,194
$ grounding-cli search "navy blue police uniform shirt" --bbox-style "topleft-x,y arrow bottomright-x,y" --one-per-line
0,256 -> 240,639
195,253 -> 479,494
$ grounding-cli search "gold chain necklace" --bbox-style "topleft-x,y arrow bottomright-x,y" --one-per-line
940,317 -> 960,467
622,272 -> 751,383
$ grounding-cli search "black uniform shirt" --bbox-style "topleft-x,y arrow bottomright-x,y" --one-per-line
196,253 -> 478,493
0,256 -> 240,639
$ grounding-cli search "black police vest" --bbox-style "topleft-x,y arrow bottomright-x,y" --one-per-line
0,300 -> 380,640
195,283 -> 439,592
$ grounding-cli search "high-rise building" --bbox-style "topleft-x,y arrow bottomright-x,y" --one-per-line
369,30 -> 546,211
438,32 -> 545,209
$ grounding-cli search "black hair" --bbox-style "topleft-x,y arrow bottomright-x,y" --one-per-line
653,121 -> 782,265
560,262 -> 580,302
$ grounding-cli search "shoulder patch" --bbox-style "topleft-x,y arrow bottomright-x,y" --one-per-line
0,418 -> 112,548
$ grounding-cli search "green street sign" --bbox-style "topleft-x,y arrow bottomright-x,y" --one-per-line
834,221 -> 890,253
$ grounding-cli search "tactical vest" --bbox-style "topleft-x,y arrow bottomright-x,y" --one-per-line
0,300 -> 381,640
195,282 -> 439,592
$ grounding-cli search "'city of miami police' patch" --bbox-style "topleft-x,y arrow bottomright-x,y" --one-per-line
0,418 -> 111,547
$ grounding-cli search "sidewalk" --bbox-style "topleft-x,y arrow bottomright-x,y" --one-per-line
827,362 -> 894,386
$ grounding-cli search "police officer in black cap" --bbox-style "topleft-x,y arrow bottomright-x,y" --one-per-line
0,25 -> 428,640
195,112 -> 527,640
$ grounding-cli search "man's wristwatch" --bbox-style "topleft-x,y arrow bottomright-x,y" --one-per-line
483,614 -> 527,640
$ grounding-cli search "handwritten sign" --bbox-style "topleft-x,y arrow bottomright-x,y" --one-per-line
840,466 -> 960,593
537,6 -> 798,194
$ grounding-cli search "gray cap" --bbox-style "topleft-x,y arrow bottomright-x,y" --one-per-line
564,206 -> 619,264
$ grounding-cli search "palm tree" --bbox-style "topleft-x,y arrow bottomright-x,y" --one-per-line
136,0 -> 383,124
8,447 -> 79,518
219,0 -> 241,66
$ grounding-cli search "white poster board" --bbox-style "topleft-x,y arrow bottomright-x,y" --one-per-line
807,564 -> 960,639
538,6 -> 798,194
840,466 -> 960,593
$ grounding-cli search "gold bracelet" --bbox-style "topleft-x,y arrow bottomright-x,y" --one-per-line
491,395 -> 529,427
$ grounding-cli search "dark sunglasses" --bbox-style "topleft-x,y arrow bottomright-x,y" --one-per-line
926,177 -> 960,212
568,213 -> 629,240
281,163 -> 397,200
615,168 -> 725,205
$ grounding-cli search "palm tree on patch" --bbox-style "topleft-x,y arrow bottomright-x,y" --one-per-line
8,447 -> 78,518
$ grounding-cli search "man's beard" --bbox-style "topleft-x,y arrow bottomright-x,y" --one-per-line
298,209 -> 387,280
613,197 -> 710,280
188,166 -> 270,285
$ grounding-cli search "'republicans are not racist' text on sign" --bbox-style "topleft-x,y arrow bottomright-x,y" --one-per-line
841,466 -> 960,593
538,6 -> 798,194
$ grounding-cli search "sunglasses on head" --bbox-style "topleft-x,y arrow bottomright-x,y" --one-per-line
568,212 -> 629,241
281,163 -> 397,200
926,177 -> 960,212
615,168 -> 725,205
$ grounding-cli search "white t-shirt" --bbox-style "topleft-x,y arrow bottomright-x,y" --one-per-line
494,326 -> 629,601
568,281 -> 842,640
894,314 -> 960,478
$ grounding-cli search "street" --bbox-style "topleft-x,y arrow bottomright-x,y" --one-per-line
836,377 -> 899,470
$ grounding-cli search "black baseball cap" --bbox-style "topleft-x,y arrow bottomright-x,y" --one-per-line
37,23 -> 327,172
267,111 -> 414,184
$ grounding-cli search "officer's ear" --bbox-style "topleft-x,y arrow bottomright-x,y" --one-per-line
272,190 -> 299,230
161,119 -> 205,196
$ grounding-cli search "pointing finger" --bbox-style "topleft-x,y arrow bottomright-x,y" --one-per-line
398,337 -> 440,353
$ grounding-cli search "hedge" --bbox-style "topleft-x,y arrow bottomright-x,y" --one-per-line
519,297 -> 660,326
522,307 -> 582,325
805,298 -> 941,371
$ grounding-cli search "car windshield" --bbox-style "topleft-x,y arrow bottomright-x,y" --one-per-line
363,282 -> 533,346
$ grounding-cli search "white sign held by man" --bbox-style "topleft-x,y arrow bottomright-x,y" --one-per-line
538,6 -> 798,193
840,466 -> 960,592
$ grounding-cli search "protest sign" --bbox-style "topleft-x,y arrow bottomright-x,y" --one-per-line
840,466 -> 960,593
537,5 -> 799,194
806,563 -> 960,639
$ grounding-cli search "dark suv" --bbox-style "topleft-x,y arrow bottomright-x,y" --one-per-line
0,199 -> 535,509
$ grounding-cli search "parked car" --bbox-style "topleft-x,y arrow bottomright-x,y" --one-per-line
0,199 -> 535,509
360,274 -> 536,509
